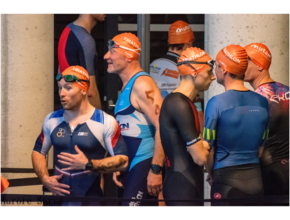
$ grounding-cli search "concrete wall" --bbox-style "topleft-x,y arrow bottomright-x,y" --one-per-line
204,14 -> 289,103
1,14 -> 54,205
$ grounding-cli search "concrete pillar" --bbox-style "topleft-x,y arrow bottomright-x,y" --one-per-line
203,14 -> 289,203
1,14 -> 54,204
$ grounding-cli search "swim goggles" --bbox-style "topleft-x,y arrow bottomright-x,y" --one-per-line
56,73 -> 89,83
177,60 -> 215,67
108,40 -> 141,55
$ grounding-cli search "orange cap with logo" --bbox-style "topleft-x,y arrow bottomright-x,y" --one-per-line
177,47 -> 212,76
244,43 -> 272,70
112,33 -> 141,60
1,176 -> 9,194
168,20 -> 195,45
61,66 -> 90,92
216,45 -> 248,75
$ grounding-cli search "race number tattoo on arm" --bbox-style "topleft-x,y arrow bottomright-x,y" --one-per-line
145,90 -> 154,103
145,90 -> 160,115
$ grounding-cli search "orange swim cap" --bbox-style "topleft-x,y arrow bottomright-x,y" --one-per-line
244,43 -> 272,70
61,66 -> 90,92
168,20 -> 195,45
216,45 -> 248,75
1,176 -> 9,194
112,33 -> 141,60
177,47 -> 212,76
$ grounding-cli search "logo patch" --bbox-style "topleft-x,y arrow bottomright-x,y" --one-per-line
56,128 -> 65,137
161,68 -> 179,79
119,123 -> 129,131
214,193 -> 221,199
150,64 -> 161,74
78,132 -> 88,136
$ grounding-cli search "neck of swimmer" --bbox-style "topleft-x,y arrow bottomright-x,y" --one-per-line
224,76 -> 249,92
118,61 -> 143,91
250,70 -> 274,90
168,48 -> 183,56
174,79 -> 199,101
74,15 -> 97,34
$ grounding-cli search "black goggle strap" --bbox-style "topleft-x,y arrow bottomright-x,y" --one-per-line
56,74 -> 89,83
177,60 -> 215,67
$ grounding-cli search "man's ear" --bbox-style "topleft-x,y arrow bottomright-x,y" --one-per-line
126,57 -> 132,63
258,66 -> 263,72
191,71 -> 198,77
222,68 -> 227,76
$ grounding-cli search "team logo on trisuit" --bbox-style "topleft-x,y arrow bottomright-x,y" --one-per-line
118,121 -> 129,131
78,132 -> 88,136
57,128 -> 65,137
150,64 -> 161,74
161,68 -> 179,79
214,193 -> 221,199
270,91 -> 289,104
129,191 -> 144,206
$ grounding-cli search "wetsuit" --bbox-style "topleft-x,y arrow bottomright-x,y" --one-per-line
33,108 -> 128,206
255,82 -> 289,197
159,92 -> 203,206
114,72 -> 156,206
58,22 -> 98,76
204,90 -> 269,206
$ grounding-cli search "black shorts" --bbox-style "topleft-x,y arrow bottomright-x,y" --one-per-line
163,171 -> 203,206
121,157 -> 158,206
261,159 -> 289,196
211,164 -> 264,206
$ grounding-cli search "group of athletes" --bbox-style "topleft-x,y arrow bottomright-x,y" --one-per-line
28,15 -> 288,206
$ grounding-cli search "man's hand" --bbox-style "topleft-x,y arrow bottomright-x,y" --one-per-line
202,140 -> 210,150
42,174 -> 70,196
112,171 -> 124,188
206,174 -> 213,186
147,170 -> 162,197
57,145 -> 88,171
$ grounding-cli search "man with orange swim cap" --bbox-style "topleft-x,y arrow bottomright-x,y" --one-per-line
1,176 -> 9,194
150,20 -> 204,132
204,45 -> 270,205
244,43 -> 289,199
104,33 -> 164,206
150,20 -> 194,99
159,47 -> 215,205
32,65 -> 128,206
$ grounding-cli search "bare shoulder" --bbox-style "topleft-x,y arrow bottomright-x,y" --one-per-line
132,75 -> 158,94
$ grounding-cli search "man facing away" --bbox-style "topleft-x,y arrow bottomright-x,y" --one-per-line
244,43 -> 289,197
58,14 -> 105,109
32,66 -> 128,206
159,47 -> 215,206
150,20 -> 205,131
204,45 -> 270,206
104,33 -> 164,206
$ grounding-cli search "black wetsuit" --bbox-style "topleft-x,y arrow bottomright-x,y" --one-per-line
159,93 -> 203,206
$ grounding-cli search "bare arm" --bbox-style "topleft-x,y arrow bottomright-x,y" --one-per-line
31,151 -> 49,182
88,75 -> 102,109
132,76 -> 165,167
58,145 -> 128,173
258,146 -> 264,158
131,76 -> 164,196
92,155 -> 128,173
32,151 -> 70,195
186,139 -> 210,166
